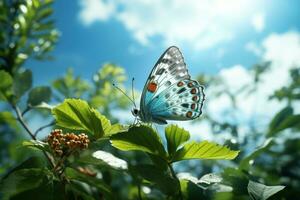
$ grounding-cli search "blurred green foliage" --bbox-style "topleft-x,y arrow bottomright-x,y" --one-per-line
0,1 -> 299,199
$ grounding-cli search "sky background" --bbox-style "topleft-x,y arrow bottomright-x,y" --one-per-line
28,0 -> 300,87
26,0 -> 300,141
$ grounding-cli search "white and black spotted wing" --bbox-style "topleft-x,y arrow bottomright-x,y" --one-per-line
138,46 -> 205,124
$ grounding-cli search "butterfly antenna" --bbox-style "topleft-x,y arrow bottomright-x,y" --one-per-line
131,78 -> 137,108
112,83 -> 136,107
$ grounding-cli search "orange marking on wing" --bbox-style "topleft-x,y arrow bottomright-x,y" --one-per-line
147,82 -> 157,93
186,111 -> 193,118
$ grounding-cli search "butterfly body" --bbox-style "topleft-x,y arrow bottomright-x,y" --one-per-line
134,46 -> 205,124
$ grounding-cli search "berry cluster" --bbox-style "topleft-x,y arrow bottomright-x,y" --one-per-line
47,129 -> 90,156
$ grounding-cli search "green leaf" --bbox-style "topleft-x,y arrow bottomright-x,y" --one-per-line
131,164 -> 178,195
239,138 -> 274,171
267,106 -> 293,136
110,125 -> 167,158
27,86 -> 51,106
173,141 -> 239,162
92,150 -> 128,170
65,167 -> 112,198
22,140 -> 51,153
104,123 -> 129,136
247,180 -> 285,200
52,98 -> 110,139
180,180 -> 208,200
178,172 -> 222,190
268,114 -> 300,137
13,69 -> 32,99
0,168 -> 52,200
165,124 -> 190,157
0,70 -> 13,101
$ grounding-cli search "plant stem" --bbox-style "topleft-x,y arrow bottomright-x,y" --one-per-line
137,183 -> 143,200
34,120 -> 55,137
12,104 -> 55,168
168,162 -> 183,200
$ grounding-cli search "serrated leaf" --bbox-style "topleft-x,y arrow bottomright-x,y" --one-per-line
27,86 -> 51,106
248,180 -> 285,200
177,172 -> 222,186
110,125 -> 167,158
165,124 -> 190,157
173,141 -> 239,162
13,69 -> 32,99
104,123 -> 129,136
92,150 -> 128,170
199,173 -> 222,185
52,98 -> 110,139
0,70 -> 13,101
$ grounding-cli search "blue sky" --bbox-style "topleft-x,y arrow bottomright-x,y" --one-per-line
27,0 -> 300,90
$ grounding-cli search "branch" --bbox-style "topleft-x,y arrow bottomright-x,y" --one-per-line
12,105 -> 55,168
34,120 -> 55,137
21,105 -> 31,116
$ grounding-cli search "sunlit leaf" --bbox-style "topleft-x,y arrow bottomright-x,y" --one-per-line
248,180 -> 285,200
92,150 -> 128,170
173,141 -> 239,162
110,125 -> 167,158
13,69 -> 32,99
52,98 -> 110,139
177,172 -> 222,189
165,124 -> 190,157
104,123 -> 129,136
199,173 -> 222,185
27,86 -> 51,106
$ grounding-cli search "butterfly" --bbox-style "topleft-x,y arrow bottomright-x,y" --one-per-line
131,46 -> 205,124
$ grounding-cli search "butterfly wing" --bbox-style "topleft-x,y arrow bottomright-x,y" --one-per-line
139,46 -> 205,124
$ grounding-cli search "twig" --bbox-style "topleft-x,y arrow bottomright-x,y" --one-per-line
12,104 -> 55,169
34,120 -> 55,137
21,105 -> 31,116
168,162 -> 183,200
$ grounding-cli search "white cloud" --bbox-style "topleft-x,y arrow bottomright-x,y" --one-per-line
206,31 -> 300,136
79,0 -> 116,25
251,13 -> 265,32
78,0 -> 263,49
245,41 -> 262,56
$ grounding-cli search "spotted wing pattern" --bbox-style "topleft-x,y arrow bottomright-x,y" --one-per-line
139,46 -> 205,124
